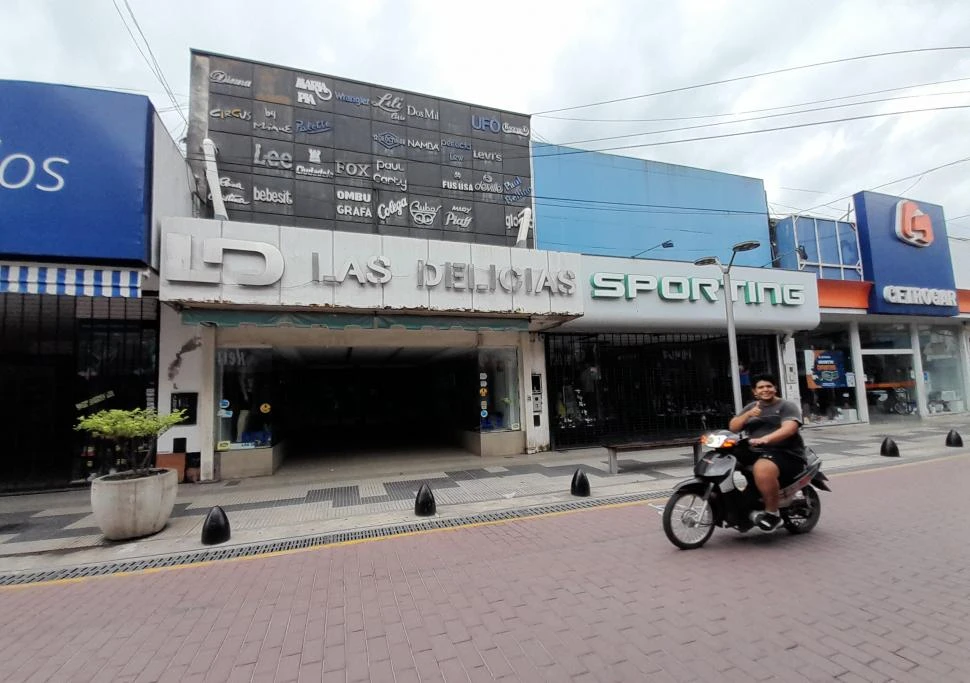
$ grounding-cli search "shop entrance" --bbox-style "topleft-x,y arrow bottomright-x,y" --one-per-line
0,294 -> 158,493
217,345 -> 481,461
546,332 -> 779,449
862,353 -> 920,422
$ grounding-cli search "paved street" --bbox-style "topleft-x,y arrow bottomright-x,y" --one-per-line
1,418 -> 965,572
1,452 -> 968,682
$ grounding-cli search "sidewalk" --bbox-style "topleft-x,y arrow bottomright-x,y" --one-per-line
1,416 -> 966,575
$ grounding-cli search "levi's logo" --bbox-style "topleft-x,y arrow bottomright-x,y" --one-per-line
894,200 -> 934,248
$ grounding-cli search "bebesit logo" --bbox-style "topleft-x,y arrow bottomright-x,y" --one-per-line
894,199 -> 934,248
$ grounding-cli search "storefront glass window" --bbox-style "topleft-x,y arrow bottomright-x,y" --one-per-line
862,354 -> 918,420
859,324 -> 912,350
818,219 -> 841,265
479,348 -> 520,432
795,327 -> 859,424
214,348 -> 275,449
919,325 -> 966,413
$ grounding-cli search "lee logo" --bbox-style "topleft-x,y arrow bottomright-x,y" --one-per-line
894,200 -> 933,248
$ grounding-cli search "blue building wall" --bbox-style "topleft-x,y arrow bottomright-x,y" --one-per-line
532,142 -> 772,267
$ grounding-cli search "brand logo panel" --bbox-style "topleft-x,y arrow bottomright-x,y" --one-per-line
894,200 -> 934,247
853,191 -> 956,316
1,81 -> 152,262
189,51 -> 532,246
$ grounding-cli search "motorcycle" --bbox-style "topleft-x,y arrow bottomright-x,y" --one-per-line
662,430 -> 831,550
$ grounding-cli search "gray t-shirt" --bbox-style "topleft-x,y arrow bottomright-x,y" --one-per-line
742,399 -> 805,458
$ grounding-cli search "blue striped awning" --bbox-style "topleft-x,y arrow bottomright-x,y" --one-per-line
0,262 -> 143,298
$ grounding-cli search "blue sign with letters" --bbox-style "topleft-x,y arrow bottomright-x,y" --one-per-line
0,80 -> 153,264
853,191 -> 957,317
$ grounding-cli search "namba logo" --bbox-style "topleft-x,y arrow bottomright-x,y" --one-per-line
894,200 -> 934,248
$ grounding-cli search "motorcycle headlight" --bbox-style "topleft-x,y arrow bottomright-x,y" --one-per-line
732,471 -> 748,491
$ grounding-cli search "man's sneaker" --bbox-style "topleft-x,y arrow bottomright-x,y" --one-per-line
754,511 -> 783,531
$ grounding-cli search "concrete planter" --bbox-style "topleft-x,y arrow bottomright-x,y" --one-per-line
90,468 -> 178,541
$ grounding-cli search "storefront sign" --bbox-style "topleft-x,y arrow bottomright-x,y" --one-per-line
854,191 -> 957,317
805,350 -> 846,389
374,131 -> 405,150
209,70 -> 251,88
590,273 -> 805,305
160,219 -> 582,316
190,50 -> 532,248
563,255 -> 819,332
337,91 -> 370,106
373,93 -> 405,120
295,76 -> 333,105
882,285 -> 957,307
472,115 -> 501,133
1,81 -> 153,263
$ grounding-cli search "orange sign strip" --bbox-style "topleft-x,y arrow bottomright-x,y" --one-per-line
816,279 -> 872,309
959,290 -> 970,314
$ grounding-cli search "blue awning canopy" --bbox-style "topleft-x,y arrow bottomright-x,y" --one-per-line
0,262 -> 143,298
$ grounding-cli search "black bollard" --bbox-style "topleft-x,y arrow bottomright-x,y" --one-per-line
570,468 -> 591,497
880,437 -> 900,458
414,483 -> 437,516
945,430 -> 964,448
201,506 -> 231,545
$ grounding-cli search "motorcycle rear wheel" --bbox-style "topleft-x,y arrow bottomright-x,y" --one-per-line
781,486 -> 821,534
663,491 -> 715,549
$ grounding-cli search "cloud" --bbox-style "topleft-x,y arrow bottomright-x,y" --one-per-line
2,0 -> 969,237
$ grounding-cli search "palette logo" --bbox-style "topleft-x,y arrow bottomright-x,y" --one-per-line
894,199 -> 934,248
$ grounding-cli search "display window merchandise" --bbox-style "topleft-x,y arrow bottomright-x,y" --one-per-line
794,326 -> 859,425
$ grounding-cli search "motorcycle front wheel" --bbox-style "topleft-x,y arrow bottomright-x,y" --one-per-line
663,491 -> 715,549
781,486 -> 821,534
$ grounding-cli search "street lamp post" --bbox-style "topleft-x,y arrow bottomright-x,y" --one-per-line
694,240 -> 761,415
630,240 -> 674,258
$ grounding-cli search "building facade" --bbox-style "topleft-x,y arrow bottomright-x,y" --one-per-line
0,80 -> 192,491
774,192 -> 970,427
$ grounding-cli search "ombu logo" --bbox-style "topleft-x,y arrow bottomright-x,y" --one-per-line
894,200 -> 933,247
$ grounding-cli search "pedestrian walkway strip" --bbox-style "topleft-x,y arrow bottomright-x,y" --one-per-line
0,488 -> 675,587
1,449 -> 963,588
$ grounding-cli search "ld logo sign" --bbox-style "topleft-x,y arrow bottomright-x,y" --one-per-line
894,200 -> 933,248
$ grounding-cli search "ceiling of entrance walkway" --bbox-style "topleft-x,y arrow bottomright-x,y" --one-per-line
276,346 -> 476,368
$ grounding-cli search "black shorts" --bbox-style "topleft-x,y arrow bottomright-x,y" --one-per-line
755,450 -> 806,485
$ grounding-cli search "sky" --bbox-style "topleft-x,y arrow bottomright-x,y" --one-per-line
4,0 -> 970,238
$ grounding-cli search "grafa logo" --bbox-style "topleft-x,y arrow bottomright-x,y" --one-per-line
0,139 -> 69,192
894,200 -> 934,248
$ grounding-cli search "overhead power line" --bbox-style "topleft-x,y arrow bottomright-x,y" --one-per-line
538,75 -> 970,123
548,90 -> 970,149
112,0 -> 186,125
793,155 -> 970,215
523,104 -> 970,160
532,46 -> 970,115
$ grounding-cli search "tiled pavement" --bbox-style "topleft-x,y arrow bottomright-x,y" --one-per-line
0,417 -> 966,573
0,444 -> 968,682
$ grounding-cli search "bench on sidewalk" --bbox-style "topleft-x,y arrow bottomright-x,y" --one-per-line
603,438 -> 701,475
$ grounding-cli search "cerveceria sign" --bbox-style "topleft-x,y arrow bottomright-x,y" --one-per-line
590,272 -> 806,306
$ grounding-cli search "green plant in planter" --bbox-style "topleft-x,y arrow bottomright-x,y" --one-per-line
75,408 -> 186,480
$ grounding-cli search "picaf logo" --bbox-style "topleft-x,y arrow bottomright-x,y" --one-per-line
894,200 -> 934,248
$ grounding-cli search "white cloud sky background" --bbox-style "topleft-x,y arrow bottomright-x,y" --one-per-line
4,0 -> 970,237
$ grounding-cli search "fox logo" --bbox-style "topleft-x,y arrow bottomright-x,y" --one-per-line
894,200 -> 933,247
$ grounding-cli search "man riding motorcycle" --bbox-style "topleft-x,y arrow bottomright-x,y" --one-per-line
728,373 -> 806,531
